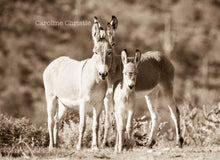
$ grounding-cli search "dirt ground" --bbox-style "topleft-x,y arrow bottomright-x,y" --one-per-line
27,146 -> 220,160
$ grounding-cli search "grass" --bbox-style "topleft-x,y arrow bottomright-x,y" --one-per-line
0,102 -> 219,159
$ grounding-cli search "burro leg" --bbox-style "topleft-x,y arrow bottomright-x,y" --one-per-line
92,102 -> 103,150
145,87 -> 160,148
76,101 -> 86,150
46,94 -> 57,151
102,88 -> 113,148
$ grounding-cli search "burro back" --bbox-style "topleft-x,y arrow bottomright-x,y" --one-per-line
114,49 -> 141,153
43,16 -> 118,151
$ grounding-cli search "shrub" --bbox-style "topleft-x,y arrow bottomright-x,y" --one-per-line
0,113 -> 49,148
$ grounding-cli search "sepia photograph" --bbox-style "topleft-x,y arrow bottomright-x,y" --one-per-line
0,0 -> 220,159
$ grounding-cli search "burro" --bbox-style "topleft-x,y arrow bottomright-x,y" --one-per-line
43,16 -> 117,151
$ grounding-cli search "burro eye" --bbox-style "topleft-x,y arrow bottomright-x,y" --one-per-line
94,52 -> 98,55
108,51 -> 112,55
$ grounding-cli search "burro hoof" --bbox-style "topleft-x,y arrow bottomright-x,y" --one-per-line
100,144 -> 105,149
76,144 -> 81,151
92,145 -> 99,151
49,146 -> 54,152
147,139 -> 156,148
101,142 -> 108,148
176,137 -> 184,148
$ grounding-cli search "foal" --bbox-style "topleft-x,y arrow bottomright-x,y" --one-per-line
114,49 -> 141,153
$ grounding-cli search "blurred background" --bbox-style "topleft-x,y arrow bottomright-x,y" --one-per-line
0,0 -> 219,125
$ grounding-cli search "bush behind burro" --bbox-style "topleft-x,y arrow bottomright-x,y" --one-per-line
0,113 -> 49,148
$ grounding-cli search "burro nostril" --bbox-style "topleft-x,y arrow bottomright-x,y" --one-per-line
100,72 -> 108,77
99,72 -> 108,80
128,85 -> 134,89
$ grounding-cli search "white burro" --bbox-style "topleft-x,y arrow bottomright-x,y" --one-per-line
43,16 -> 117,151
114,49 -> 141,153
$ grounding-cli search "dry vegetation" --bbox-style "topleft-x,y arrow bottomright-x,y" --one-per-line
1,103 -> 219,158
0,0 -> 220,159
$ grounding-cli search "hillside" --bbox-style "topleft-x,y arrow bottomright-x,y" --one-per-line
0,0 -> 220,124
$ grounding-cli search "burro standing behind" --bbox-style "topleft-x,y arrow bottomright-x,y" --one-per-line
43,16 -> 117,151
114,49 -> 141,153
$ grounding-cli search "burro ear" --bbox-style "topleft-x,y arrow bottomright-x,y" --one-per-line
121,49 -> 128,65
134,49 -> 141,67
106,16 -> 118,46
110,15 -> 118,30
92,16 -> 101,43
106,22 -> 114,45
93,16 -> 101,27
